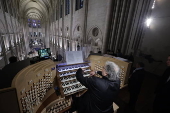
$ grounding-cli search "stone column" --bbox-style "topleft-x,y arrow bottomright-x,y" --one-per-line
0,35 -> 8,65
83,0 -> 89,45
103,0 -> 114,53
57,0 -> 60,56
70,0 -> 74,51
62,0 -> 65,61
0,0 -> 14,55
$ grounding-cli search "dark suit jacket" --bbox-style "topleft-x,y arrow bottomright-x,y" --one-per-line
154,67 -> 170,111
0,59 -> 30,89
128,68 -> 145,94
76,69 -> 120,113
155,67 -> 170,94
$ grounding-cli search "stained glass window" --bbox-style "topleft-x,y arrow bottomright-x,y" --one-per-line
65,0 -> 70,15
80,0 -> 84,8
75,0 -> 83,11
60,4 -> 62,18
28,19 -> 41,28
75,0 -> 79,11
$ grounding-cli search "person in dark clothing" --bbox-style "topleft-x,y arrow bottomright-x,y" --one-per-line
153,56 -> 170,113
98,51 -> 102,54
127,52 -> 135,74
73,61 -> 120,113
116,49 -> 123,57
9,56 -> 18,64
97,48 -> 102,54
56,54 -> 62,61
128,52 -> 134,62
77,43 -> 80,51
106,49 -> 112,55
128,62 -> 145,112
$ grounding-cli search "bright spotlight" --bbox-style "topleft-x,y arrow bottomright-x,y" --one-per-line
146,18 -> 152,27
152,0 -> 155,9
152,5 -> 155,9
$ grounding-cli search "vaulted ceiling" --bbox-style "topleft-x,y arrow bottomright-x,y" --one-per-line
19,0 -> 54,22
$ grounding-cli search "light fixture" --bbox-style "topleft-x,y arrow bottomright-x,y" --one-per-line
152,0 -> 155,9
152,5 -> 155,9
146,18 -> 152,27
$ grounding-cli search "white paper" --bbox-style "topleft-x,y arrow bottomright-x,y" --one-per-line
66,51 -> 83,64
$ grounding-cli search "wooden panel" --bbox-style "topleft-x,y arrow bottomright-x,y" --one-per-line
36,92 -> 60,113
45,97 -> 71,113
12,60 -> 57,113
0,87 -> 20,113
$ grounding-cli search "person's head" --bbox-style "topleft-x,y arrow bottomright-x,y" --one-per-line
117,49 -> 121,53
106,49 -> 111,54
90,51 -> 93,54
136,62 -> 145,68
9,56 -> 17,64
98,51 -> 101,54
166,56 -> 170,67
107,49 -> 110,52
130,52 -> 133,56
102,61 -> 120,81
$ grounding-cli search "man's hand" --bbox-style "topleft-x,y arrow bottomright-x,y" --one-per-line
90,71 -> 96,76
76,68 -> 84,75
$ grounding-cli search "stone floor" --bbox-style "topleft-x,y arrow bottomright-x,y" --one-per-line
116,73 -> 159,113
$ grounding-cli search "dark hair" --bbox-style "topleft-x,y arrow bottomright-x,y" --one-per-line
137,62 -> 145,67
90,51 -> 93,53
107,49 -> 111,52
9,56 -> 17,63
117,49 -> 121,53
98,51 -> 101,54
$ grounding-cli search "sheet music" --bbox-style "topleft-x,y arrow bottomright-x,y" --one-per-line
66,51 -> 83,64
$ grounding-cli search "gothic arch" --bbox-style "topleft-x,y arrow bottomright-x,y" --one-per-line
0,19 -> 7,33
87,26 -> 103,52
8,23 -> 12,33
73,24 -> 83,41
65,25 -> 69,38
87,26 -> 103,41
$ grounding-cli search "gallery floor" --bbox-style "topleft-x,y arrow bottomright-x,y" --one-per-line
116,72 -> 159,113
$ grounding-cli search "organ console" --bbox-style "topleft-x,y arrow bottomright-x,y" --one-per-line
56,63 -> 90,97
0,55 -> 131,113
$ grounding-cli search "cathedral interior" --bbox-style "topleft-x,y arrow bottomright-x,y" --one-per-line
0,0 -> 170,113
